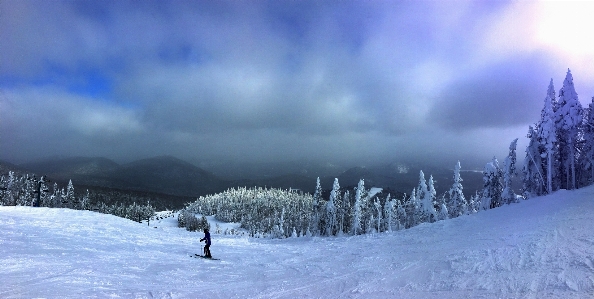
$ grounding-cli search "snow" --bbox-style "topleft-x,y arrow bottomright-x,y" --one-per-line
3,186 -> 594,298
368,187 -> 383,198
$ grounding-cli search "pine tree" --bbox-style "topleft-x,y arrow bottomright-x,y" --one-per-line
80,189 -> 90,210
333,185 -> 345,236
482,157 -> 503,209
0,175 -> 5,205
468,191 -> 480,214
555,69 -> 584,189
416,171 -> 430,223
383,194 -> 395,232
359,181 -> 370,232
276,208 -> 286,238
310,177 -> 323,236
502,139 -> 519,204
37,176 -> 50,207
448,161 -> 466,218
338,190 -> 350,235
373,198 -> 382,232
408,188 -> 420,227
396,197 -> 406,230
538,79 -> 558,194
522,126 -> 545,198
5,171 -> 17,206
65,179 -> 75,209
351,179 -> 364,235
51,182 -> 58,207
324,178 -> 339,236
437,194 -> 449,221
584,97 -> 594,184
21,174 -> 35,206
426,175 -> 438,222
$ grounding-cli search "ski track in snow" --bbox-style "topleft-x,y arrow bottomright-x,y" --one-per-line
2,186 -> 594,298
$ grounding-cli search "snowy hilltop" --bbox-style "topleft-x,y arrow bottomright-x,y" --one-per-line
3,185 -> 594,298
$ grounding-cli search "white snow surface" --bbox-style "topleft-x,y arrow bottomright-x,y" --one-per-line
3,186 -> 594,298
368,187 -> 383,198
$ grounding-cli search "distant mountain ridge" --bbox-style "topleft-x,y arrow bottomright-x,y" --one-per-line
17,156 -> 230,198
109,156 -> 227,197
20,157 -> 119,177
5,156 -> 487,204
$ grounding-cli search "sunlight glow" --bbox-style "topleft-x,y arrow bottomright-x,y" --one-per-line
535,1 -> 594,57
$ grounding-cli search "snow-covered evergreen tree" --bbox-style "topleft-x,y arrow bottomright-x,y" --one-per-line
396,197 -> 407,230
416,171 -> 435,223
407,188 -> 420,227
583,97 -> 594,184
482,157 -> 503,209
383,194 -> 396,232
323,178 -> 339,236
5,171 -> 17,206
35,176 -> 50,207
426,175 -> 437,222
0,175 -> 6,205
80,189 -> 90,210
65,179 -> 75,209
310,177 -> 323,236
555,69 -> 584,189
338,191 -> 350,236
437,194 -> 449,221
19,174 -> 34,206
276,208 -> 286,238
502,139 -> 519,204
351,179 -> 364,235
468,191 -> 480,214
538,79 -> 558,194
415,170 -> 429,223
522,126 -> 545,198
448,161 -> 466,218
373,198 -> 382,233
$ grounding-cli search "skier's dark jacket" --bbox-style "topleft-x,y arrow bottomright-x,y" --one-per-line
201,231 -> 211,246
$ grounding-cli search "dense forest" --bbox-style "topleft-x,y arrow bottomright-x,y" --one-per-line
0,174 -> 156,223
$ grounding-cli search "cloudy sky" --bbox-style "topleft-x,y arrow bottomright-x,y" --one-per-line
2,0 -> 594,170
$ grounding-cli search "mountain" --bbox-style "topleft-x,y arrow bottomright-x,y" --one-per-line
17,156 -> 229,198
10,156 -> 490,205
204,160 -> 345,180
20,156 -> 119,176
19,156 -> 120,186
108,156 -> 229,197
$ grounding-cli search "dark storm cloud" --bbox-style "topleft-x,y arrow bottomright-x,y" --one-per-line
429,55 -> 554,130
2,0 -> 594,168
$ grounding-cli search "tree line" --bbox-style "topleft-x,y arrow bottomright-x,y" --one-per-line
181,162 -> 481,238
0,172 -> 156,223
522,69 -> 594,197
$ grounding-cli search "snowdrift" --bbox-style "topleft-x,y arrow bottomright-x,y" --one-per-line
2,185 -> 594,298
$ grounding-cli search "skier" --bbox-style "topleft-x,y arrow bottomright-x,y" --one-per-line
200,228 -> 212,258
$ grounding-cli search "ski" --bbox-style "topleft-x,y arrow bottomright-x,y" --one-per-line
190,254 -> 220,260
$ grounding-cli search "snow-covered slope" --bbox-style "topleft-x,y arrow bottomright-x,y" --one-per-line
3,186 -> 594,298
